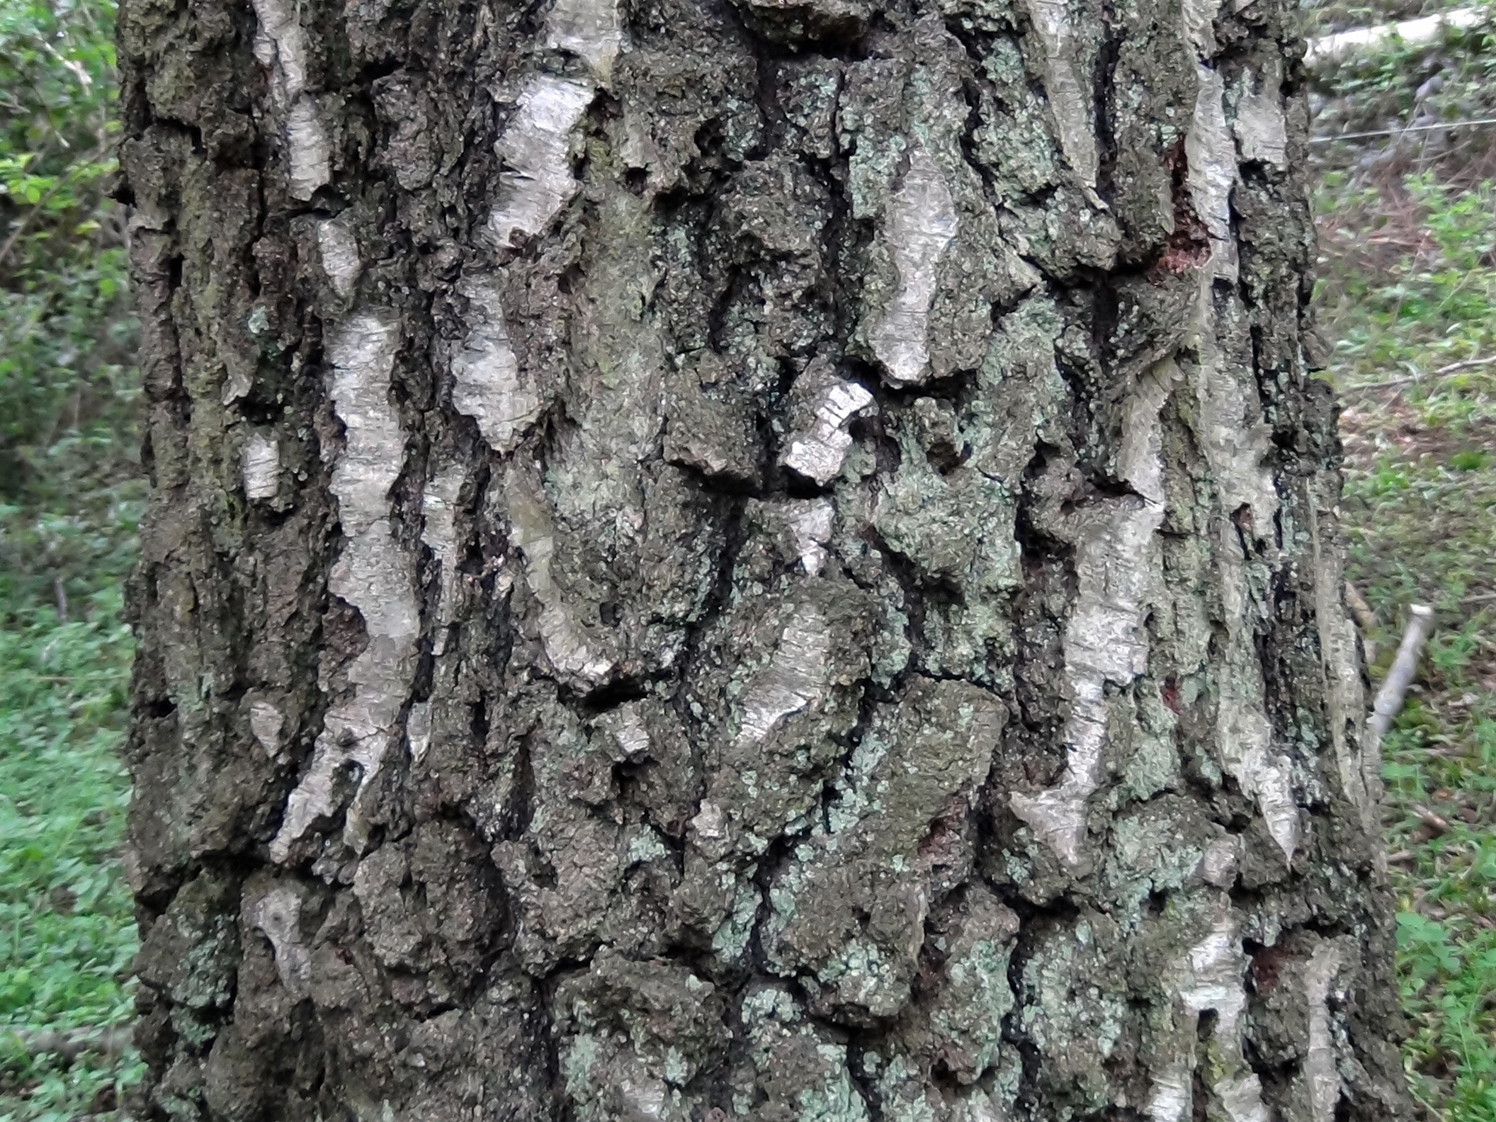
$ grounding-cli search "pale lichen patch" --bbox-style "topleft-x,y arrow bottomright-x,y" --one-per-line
451,278 -> 541,453
545,0 -> 625,82
869,146 -> 958,386
270,313 -> 419,863
247,885 -> 310,999
241,431 -> 280,501
782,380 -> 874,485
488,77 -> 595,249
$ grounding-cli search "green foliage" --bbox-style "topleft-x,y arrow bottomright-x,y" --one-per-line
0,0 -> 136,534
0,0 -> 142,1117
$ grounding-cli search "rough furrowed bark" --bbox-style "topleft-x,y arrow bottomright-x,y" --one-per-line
116,0 -> 1410,1116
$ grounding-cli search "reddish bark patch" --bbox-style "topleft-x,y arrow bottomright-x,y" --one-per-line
1249,942 -> 1293,994
1150,139 -> 1211,280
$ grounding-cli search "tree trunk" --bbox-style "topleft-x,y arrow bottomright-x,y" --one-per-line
116,0 -> 1411,1116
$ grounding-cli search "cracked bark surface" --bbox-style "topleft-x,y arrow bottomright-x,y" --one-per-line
117,0 -> 1411,1116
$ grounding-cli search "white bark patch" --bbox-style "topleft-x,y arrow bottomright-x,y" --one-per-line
1149,914 -> 1270,1122
420,462 -> 465,654
287,98 -> 332,200
407,699 -> 432,764
619,1076 -> 668,1120
452,278 -> 542,452
1182,0 -> 1223,55
249,0 -> 330,201
1234,71 -> 1288,168
317,219 -> 361,297
1200,835 -> 1241,887
1010,363 -> 1174,865
738,609 -> 831,745
505,464 -> 615,684
249,0 -> 309,102
1217,645 -> 1297,862
253,26 -> 277,74
787,500 -> 835,576
241,431 -> 280,501
1187,65 -> 1238,280
1192,291 -> 1298,863
869,147 -> 958,386
271,313 -> 418,863
1304,942 -> 1345,1122
546,0 -> 625,82
488,77 -> 595,249
1149,1059 -> 1192,1122
1217,1074 -> 1272,1122
1309,501 -> 1371,823
605,706 -> 651,760
247,886 -> 311,999
690,800 -> 728,841
1026,0 -> 1099,188
782,381 -> 874,484
249,700 -> 285,759
409,464 -> 464,765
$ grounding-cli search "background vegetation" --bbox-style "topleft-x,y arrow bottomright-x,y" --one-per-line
0,0 -> 143,1118
0,0 -> 1492,1118
1313,8 -> 1496,1115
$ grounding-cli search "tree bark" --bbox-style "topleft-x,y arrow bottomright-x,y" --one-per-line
116,0 -> 1411,1116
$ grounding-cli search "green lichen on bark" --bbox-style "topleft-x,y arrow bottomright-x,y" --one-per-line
118,0 -> 1409,1115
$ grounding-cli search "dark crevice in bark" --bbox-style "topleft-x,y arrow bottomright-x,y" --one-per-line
1092,0 -> 1121,208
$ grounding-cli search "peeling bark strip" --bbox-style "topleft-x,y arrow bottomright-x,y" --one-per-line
120,0 -> 1409,1115
269,313 -> 418,862
869,146 -> 958,385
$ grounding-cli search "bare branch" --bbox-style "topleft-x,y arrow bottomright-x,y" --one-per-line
1366,604 -> 1436,758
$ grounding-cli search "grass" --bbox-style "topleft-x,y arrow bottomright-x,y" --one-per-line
1316,49 -> 1496,1108
0,573 -> 141,1121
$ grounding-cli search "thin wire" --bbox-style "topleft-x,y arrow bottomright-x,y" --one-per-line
1310,116 -> 1496,144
